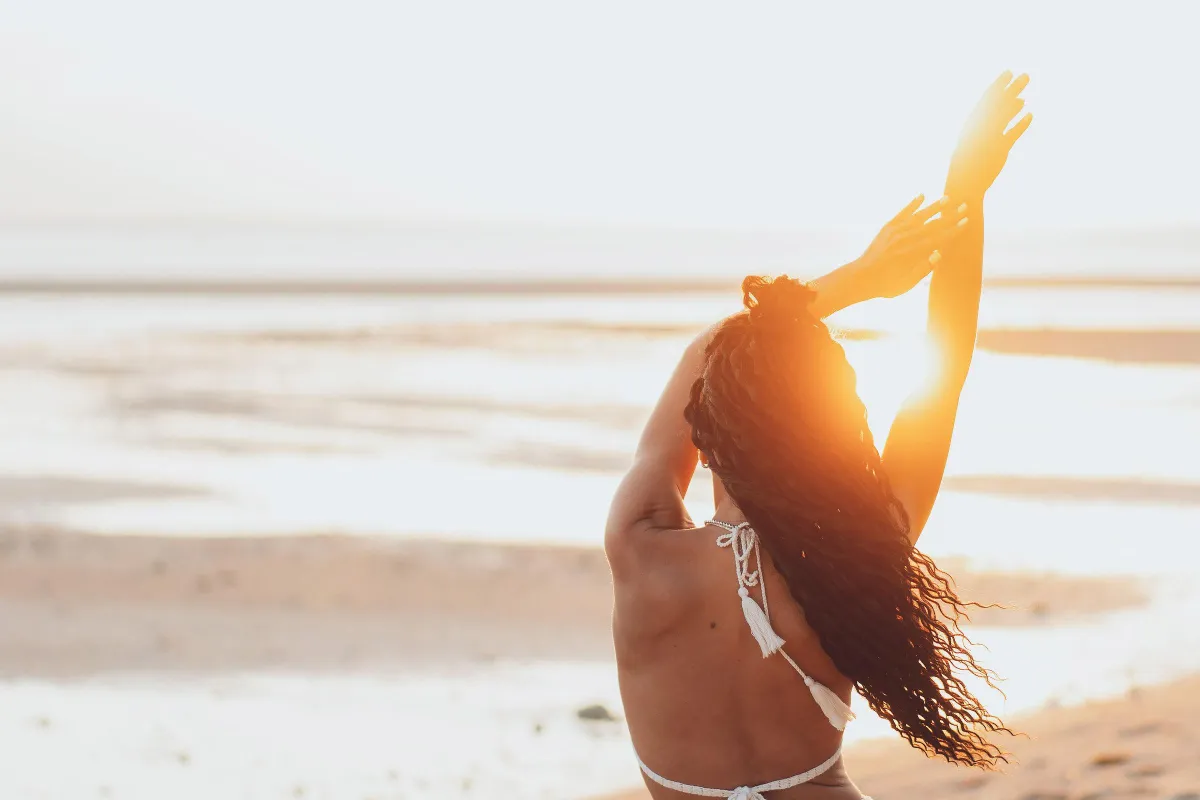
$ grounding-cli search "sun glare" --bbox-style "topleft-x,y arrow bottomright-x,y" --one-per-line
827,286 -> 938,441
844,331 -> 937,444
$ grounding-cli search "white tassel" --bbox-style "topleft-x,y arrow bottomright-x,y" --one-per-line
738,587 -> 785,657
804,675 -> 856,731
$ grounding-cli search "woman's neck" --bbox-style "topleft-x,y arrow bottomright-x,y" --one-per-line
711,497 -> 748,527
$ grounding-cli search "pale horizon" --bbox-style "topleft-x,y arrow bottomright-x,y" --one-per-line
0,1 -> 1196,238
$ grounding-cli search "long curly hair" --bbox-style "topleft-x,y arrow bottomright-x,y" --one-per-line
684,274 -> 1011,767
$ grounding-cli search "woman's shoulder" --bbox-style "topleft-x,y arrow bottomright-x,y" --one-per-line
608,521 -> 726,641
605,515 -> 713,583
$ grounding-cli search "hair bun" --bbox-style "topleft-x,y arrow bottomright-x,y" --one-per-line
741,275 -> 816,323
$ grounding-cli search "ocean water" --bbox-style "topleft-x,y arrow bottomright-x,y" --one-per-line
1,283 -> 1199,799
3,284 -> 1197,555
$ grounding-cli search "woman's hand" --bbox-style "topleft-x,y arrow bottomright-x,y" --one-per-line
809,195 -> 968,317
855,193 -> 970,298
946,71 -> 1033,200
806,194 -> 964,316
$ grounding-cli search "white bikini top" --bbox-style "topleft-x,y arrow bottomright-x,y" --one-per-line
632,519 -> 856,800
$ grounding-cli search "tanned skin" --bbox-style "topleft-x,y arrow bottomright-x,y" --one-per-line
606,73 -> 1032,798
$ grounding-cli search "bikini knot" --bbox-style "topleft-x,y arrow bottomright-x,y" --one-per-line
729,787 -> 765,800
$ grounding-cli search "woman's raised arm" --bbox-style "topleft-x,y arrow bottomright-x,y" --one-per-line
882,71 -> 1033,544
605,197 -> 971,570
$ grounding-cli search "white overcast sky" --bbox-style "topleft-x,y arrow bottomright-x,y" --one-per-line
0,0 -> 1195,231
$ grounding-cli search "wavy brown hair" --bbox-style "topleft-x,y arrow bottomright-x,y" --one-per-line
684,275 -> 1011,767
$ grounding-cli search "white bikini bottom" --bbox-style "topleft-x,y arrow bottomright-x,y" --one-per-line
636,746 -> 862,799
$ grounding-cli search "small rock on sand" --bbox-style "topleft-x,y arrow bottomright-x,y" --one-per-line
1090,752 -> 1130,767
577,703 -> 618,722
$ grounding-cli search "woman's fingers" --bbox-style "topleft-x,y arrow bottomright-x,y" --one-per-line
1005,72 -> 1031,98
894,208 -> 969,254
1005,112 -> 1033,145
1004,97 -> 1026,123
988,70 -> 1015,96
912,200 -> 969,236
978,71 -> 1029,130
888,194 -> 926,225
981,97 -> 1025,138
908,196 -> 949,226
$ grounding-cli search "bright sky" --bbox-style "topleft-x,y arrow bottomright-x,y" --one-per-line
0,0 -> 1196,230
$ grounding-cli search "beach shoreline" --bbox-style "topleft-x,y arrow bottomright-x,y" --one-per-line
0,527 -> 1150,677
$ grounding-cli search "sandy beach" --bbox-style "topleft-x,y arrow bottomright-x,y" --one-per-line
3,526 -> 1195,800
597,674 -> 1200,800
0,526 -> 1148,676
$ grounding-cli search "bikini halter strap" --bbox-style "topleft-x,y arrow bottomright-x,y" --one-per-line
707,519 -> 855,731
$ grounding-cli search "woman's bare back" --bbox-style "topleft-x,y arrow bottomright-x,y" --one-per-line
611,520 -> 866,800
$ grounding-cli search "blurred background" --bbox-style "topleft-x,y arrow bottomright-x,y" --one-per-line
2,1 -> 1198,799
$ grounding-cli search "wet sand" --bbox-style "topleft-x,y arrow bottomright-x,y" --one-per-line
597,675 -> 1200,800
0,527 -> 1146,676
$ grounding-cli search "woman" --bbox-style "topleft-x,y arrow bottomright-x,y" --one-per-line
606,72 -> 1032,799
